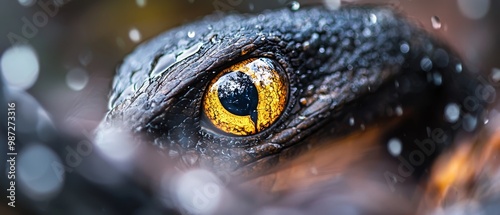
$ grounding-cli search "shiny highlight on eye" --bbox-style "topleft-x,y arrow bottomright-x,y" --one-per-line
203,58 -> 288,135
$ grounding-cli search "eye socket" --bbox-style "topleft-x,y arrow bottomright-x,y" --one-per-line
203,58 -> 288,136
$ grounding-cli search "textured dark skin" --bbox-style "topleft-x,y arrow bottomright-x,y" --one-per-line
99,5 -> 485,180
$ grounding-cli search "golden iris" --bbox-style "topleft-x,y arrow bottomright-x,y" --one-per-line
203,58 -> 288,135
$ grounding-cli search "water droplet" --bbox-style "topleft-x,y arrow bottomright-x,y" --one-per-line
362,28 -> 372,37
491,68 -> 500,83
394,80 -> 400,88
387,138 -> 402,156
210,34 -> 220,43
1,45 -> 39,90
299,98 -> 307,106
431,16 -> 442,29
433,73 -> 442,86
484,118 -> 489,124
400,42 -> 410,54
444,103 -> 460,123
420,57 -> 433,72
66,67 -> 89,91
258,14 -> 265,22
462,114 -> 478,132
187,31 -> 196,38
303,41 -> 310,50
458,0 -> 490,20
369,13 -> 377,24
324,0 -> 341,10
176,42 -> 203,62
319,47 -> 325,53
289,1 -> 300,11
135,0 -> 146,8
395,106 -> 403,116
456,63 -> 463,73
349,117 -> 355,126
347,64 -> 353,71
129,28 -> 141,42
307,84 -> 315,92
18,0 -> 35,6
150,54 -> 176,78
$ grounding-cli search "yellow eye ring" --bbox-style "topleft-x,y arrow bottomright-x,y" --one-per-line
203,58 -> 288,136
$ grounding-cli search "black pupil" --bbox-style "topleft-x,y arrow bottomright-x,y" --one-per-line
217,71 -> 258,124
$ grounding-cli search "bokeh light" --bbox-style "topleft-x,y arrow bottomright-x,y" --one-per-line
457,0 -> 490,20
66,67 -> 89,91
17,0 -> 36,7
129,27 -> 142,43
18,144 -> 64,201
0,45 -> 39,90
169,169 -> 224,215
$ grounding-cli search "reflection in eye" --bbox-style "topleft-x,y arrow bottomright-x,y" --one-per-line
203,58 -> 288,135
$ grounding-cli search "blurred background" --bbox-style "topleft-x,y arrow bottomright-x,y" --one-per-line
0,0 -> 499,133
1,0 -> 499,214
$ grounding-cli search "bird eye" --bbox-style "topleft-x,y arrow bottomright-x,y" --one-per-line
203,58 -> 288,136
